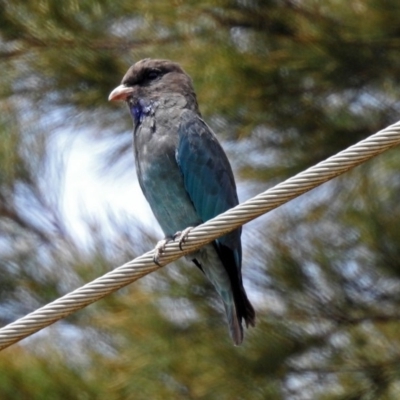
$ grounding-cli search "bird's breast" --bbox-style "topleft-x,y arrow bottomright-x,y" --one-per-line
133,106 -> 201,235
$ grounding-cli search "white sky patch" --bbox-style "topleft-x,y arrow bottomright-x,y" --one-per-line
59,131 -> 160,243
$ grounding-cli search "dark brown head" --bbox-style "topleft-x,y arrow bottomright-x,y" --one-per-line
109,59 -> 198,110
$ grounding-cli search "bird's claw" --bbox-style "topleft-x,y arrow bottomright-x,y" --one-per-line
175,227 -> 193,251
153,237 -> 173,266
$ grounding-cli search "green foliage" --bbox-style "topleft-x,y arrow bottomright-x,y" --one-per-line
1,0 -> 400,398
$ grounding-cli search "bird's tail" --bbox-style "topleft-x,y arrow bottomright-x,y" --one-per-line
191,243 -> 256,345
223,286 -> 256,346
223,297 -> 244,346
236,286 -> 256,330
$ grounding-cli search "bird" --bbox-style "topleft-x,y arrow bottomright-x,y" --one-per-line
109,59 -> 255,345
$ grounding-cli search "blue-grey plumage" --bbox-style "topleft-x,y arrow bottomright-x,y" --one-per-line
109,59 -> 255,345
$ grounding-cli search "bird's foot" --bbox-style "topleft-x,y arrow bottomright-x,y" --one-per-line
174,226 -> 194,251
153,236 -> 174,266
153,228 -> 194,265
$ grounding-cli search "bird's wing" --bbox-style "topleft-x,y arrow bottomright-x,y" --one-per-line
176,109 -> 242,265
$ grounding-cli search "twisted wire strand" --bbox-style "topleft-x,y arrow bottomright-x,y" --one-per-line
1,120 -> 400,351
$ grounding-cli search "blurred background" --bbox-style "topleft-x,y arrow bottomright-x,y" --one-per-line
1,1 -> 400,399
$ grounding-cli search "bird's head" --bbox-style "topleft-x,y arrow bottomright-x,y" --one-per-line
109,58 -> 197,105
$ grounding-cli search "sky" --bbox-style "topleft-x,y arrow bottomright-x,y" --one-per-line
60,130 -> 161,244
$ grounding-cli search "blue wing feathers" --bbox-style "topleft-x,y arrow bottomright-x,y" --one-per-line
176,110 -> 241,251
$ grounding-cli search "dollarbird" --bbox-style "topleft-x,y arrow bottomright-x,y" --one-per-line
109,59 -> 255,345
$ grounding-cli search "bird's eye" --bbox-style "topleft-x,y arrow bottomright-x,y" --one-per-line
146,69 -> 161,81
